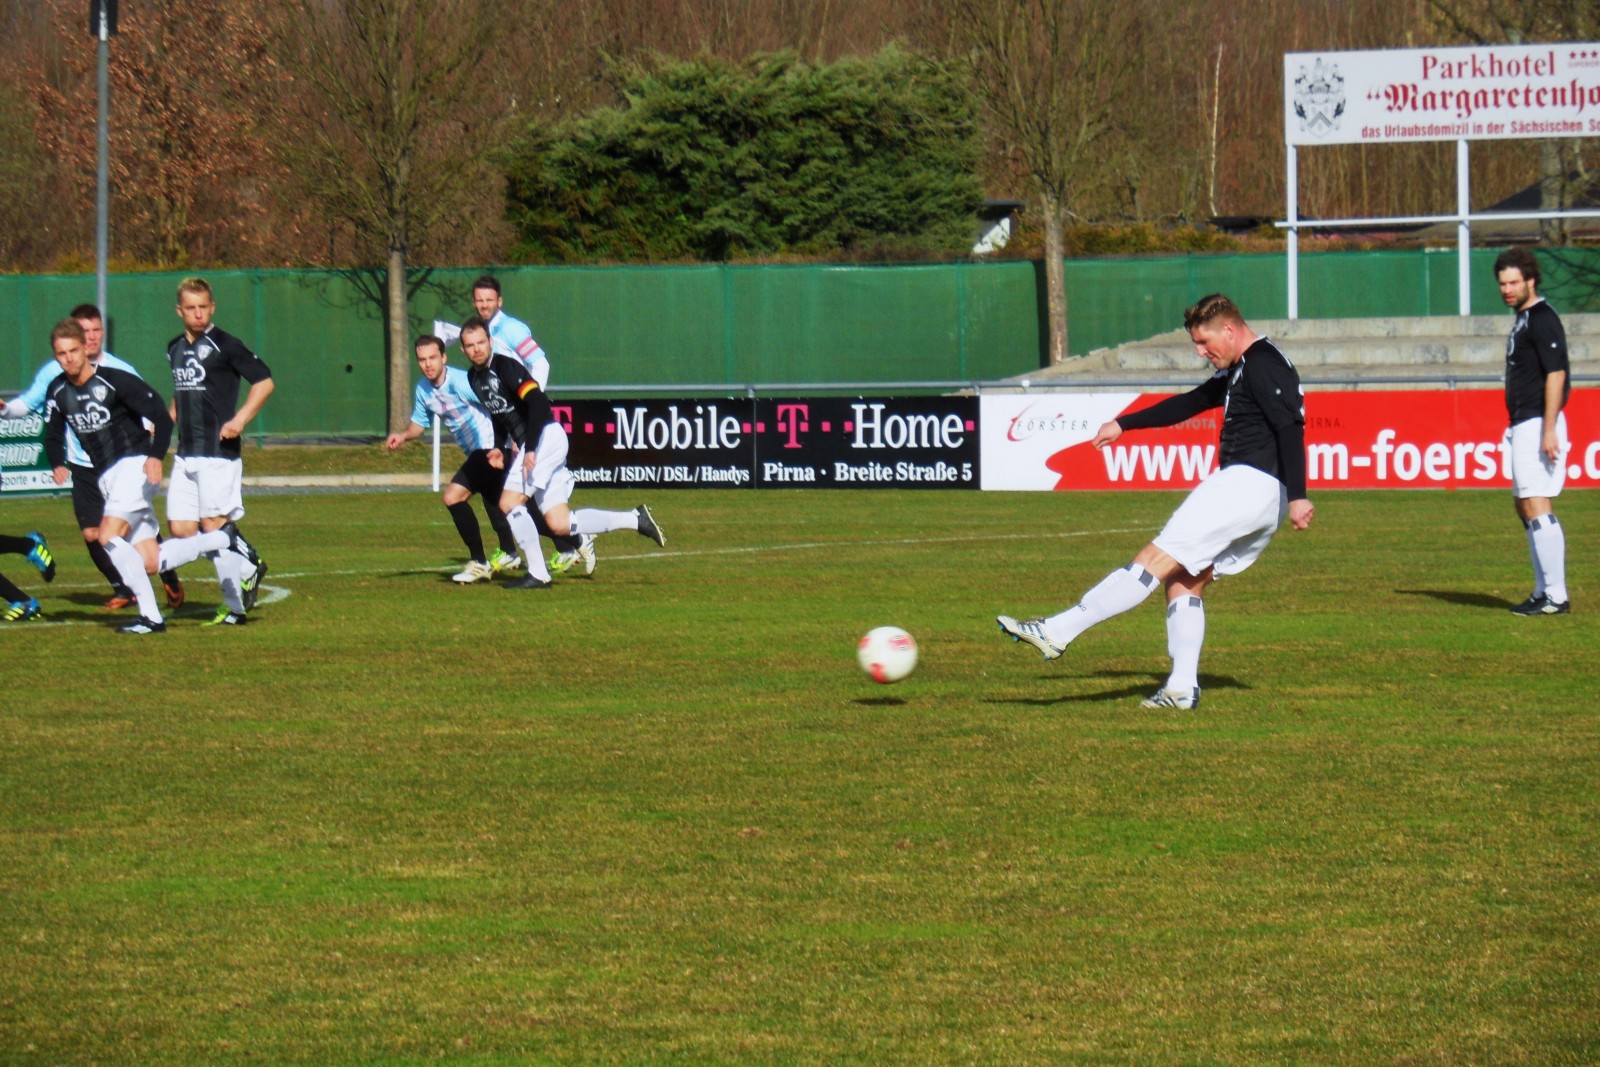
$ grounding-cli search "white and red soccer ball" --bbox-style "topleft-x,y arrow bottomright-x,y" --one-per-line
857,626 -> 918,684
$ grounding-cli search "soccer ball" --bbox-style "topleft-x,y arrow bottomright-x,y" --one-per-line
857,626 -> 918,684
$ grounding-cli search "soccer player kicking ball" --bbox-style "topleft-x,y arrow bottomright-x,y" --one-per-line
997,294 -> 1314,709
458,317 -> 665,590
44,319 -> 245,634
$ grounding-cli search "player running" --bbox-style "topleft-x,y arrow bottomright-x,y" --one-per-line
386,334 -> 592,582
458,316 -> 664,590
997,294 -> 1313,709
44,319 -> 245,634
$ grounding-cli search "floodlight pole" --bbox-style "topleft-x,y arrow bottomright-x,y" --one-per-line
1456,139 -> 1471,316
1286,146 -> 1299,320
92,0 -> 116,317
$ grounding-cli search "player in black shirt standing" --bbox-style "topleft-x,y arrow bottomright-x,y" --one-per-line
1495,248 -> 1572,616
459,317 -> 664,590
44,319 -> 243,633
997,294 -> 1314,709
166,277 -> 273,624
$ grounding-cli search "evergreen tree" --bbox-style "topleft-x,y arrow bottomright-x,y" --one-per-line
505,47 -> 982,262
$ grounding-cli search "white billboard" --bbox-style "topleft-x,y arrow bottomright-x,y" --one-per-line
1285,43 -> 1600,146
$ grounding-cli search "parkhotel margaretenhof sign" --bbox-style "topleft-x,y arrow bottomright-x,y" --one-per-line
1286,42 -> 1600,146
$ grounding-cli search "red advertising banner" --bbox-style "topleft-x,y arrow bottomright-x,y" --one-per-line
980,391 -> 1600,491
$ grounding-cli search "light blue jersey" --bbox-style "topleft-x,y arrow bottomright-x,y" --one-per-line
487,309 -> 550,389
411,366 -> 496,453
16,351 -> 141,468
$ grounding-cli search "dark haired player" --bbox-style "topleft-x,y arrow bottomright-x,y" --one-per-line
167,277 -> 271,623
45,319 -> 241,633
1494,248 -> 1571,616
386,334 -> 591,581
459,317 -> 663,590
4,303 -> 183,610
471,274 -> 550,388
997,294 -> 1314,709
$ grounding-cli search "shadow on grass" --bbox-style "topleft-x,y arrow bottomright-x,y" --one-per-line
1396,588 -> 1514,610
989,669 -> 1248,707
854,696 -> 909,707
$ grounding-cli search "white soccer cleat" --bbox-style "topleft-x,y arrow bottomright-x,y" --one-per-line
996,614 -> 1067,660
452,560 -> 494,584
576,532 -> 597,575
1140,687 -> 1200,710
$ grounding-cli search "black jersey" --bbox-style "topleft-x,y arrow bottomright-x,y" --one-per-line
167,325 -> 273,459
44,366 -> 173,471
466,353 -> 556,451
1116,337 -> 1308,499
1504,299 -> 1569,425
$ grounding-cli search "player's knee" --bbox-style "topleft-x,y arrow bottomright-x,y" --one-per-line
81,527 -> 100,543
441,485 -> 469,506
545,514 -> 570,537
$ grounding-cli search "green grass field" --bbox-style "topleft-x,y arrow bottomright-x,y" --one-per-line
1,484 -> 1595,1065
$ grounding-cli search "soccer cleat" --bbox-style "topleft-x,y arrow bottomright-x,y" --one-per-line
1140,687 -> 1201,710
118,616 -> 166,635
488,548 -> 522,574
25,532 -> 55,581
242,560 -> 267,611
996,614 -> 1067,660
576,533 -> 597,575
503,573 -> 552,590
2,597 -> 41,622
547,549 -> 578,576
1511,594 -> 1570,616
202,606 -> 248,627
162,573 -> 185,608
221,521 -> 261,567
104,592 -> 135,611
452,560 -> 494,584
635,504 -> 666,546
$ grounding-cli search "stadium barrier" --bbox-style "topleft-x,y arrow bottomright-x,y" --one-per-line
5,388 -> 1595,495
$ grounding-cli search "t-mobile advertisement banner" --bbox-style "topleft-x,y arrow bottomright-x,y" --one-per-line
0,412 -> 56,493
980,391 -> 1600,491
560,397 -> 980,489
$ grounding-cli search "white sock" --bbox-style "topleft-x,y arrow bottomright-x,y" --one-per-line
157,529 -> 228,572
107,538 -> 161,622
505,506 -> 552,581
568,508 -> 638,536
214,550 -> 246,613
1165,595 -> 1206,693
1530,515 -> 1567,603
1044,563 -> 1159,644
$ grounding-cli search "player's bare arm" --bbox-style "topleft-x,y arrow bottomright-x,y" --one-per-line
386,423 -> 425,450
221,377 -> 275,440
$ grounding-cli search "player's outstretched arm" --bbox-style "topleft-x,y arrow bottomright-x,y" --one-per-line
385,423 -> 426,450
1091,421 -> 1122,450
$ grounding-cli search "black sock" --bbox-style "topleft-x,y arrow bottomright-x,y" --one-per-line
0,534 -> 33,555
85,539 -> 128,593
481,498 -> 517,556
448,501 -> 486,562
0,571 -> 28,603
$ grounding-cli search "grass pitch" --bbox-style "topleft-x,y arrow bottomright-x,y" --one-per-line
1,485 -> 1595,1065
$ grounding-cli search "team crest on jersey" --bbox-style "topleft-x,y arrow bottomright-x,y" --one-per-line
1292,58 -> 1345,139
91,384 -> 108,402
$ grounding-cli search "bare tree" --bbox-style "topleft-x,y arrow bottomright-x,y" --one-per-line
271,0 -> 505,432
949,0 -> 1146,363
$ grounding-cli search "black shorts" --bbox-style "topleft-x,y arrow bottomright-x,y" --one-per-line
450,449 -> 510,498
69,464 -> 106,530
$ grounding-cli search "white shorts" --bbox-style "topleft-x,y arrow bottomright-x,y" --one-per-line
505,423 -> 575,511
167,455 -> 245,523
98,455 -> 161,543
1506,414 -> 1568,500
1153,464 -> 1288,578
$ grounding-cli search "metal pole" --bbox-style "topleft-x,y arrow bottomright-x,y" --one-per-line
1456,139 -> 1471,316
95,10 -> 110,316
1286,145 -> 1299,320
